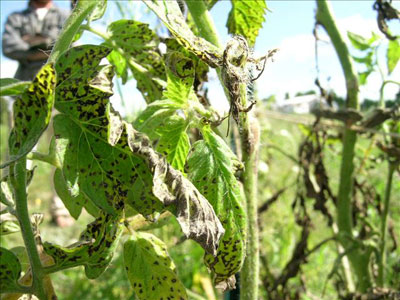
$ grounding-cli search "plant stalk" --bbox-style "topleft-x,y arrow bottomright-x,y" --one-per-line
48,0 -> 98,64
238,84 -> 260,300
377,161 -> 397,286
316,0 -> 372,292
184,0 -> 222,48
10,159 -> 47,299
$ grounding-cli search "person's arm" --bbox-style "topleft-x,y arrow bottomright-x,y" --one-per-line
2,13 -> 50,62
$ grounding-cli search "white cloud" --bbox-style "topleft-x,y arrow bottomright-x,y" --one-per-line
255,13 -> 399,102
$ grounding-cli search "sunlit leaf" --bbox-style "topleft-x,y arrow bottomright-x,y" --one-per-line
186,126 -> 246,290
124,232 -> 187,300
53,45 -> 224,254
227,0 -> 267,46
387,38 -> 400,74
347,32 -> 370,51
106,20 -> 165,102
0,78 -> 30,97
1,64 -> 56,168
145,0 -> 223,67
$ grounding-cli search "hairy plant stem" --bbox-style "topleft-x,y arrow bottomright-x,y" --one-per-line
238,84 -> 260,300
10,158 -> 46,299
48,0 -> 98,64
377,161 -> 397,286
316,0 -> 372,292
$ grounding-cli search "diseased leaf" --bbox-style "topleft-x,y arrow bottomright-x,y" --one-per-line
387,38 -> 400,74
156,116 -> 190,173
0,247 -> 22,292
1,63 -> 56,168
124,232 -> 187,300
54,168 -> 85,219
165,38 -> 209,91
186,126 -> 246,290
135,51 -> 194,140
145,0 -> 223,67
43,213 -> 123,279
0,78 -> 30,96
106,20 -> 166,102
0,220 -> 20,235
227,0 -> 267,46
53,45 -> 224,254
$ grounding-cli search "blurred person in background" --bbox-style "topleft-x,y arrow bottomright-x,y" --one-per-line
2,0 -> 73,227
2,0 -> 69,80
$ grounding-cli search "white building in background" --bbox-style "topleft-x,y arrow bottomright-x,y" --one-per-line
275,94 -> 326,114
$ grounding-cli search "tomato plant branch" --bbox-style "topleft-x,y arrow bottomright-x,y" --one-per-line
10,159 -> 47,299
238,84 -> 260,299
377,160 -> 397,286
316,0 -> 372,292
48,0 -> 97,64
184,0 -> 222,49
27,151 -> 61,169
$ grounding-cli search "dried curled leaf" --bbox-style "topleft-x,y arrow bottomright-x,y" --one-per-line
227,0 -> 268,46
124,232 -> 187,300
53,45 -> 224,254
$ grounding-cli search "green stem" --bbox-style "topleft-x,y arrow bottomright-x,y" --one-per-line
238,85 -> 260,300
48,0 -> 98,64
27,151 -> 60,168
10,159 -> 46,299
379,80 -> 400,108
316,0 -> 372,292
184,0 -> 222,48
377,161 -> 397,286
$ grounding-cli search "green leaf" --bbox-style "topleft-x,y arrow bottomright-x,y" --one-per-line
227,0 -> 267,46
347,32 -> 370,51
0,178 -> 14,206
145,0 -> 222,67
54,168 -> 84,219
124,232 -> 187,300
165,38 -> 209,91
1,63 -> 56,169
53,45 -> 224,254
44,213 -> 123,279
352,51 -> 373,67
0,78 -> 30,96
0,247 -> 22,292
359,69 -> 372,85
156,116 -> 190,173
387,38 -> 400,74
0,220 -> 20,235
106,20 -> 166,102
135,51 -> 195,140
87,0 -> 107,22
134,99 -> 183,140
107,50 -> 128,84
186,126 -> 246,290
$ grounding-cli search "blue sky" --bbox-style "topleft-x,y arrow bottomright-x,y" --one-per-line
1,1 -> 399,115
